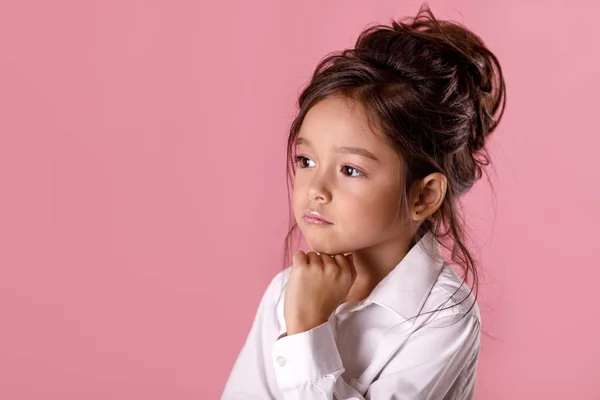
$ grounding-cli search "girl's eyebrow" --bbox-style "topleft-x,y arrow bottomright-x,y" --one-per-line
336,145 -> 379,162
296,137 -> 379,162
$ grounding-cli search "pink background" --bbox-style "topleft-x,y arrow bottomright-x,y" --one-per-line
1,0 -> 598,398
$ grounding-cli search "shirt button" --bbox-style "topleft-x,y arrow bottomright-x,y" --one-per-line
276,356 -> 286,367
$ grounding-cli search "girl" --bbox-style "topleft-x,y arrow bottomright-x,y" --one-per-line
222,3 -> 506,399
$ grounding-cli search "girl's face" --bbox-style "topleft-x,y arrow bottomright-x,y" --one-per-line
292,94 -> 411,256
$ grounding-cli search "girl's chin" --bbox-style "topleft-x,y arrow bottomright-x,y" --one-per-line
306,243 -> 334,256
305,241 -> 349,257
301,229 -> 353,255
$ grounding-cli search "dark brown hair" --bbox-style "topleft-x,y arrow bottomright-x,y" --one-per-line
280,3 -> 506,314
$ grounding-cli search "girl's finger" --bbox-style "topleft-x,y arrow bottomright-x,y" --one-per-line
292,250 -> 308,266
320,253 -> 338,268
347,254 -> 357,284
333,253 -> 357,284
306,251 -> 323,268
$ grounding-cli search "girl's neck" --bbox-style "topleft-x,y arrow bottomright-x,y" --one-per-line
350,233 -> 415,291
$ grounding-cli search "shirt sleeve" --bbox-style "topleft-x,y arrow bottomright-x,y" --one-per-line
271,321 -> 365,399
221,272 -> 284,400
270,313 -> 481,400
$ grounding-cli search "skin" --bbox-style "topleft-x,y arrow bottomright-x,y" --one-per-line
283,94 -> 448,336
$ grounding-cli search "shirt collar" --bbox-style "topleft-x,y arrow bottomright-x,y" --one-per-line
367,231 -> 444,320
274,231 -> 445,337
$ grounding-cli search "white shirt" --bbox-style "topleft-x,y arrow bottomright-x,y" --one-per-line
222,232 -> 481,399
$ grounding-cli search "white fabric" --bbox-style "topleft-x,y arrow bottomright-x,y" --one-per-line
222,232 -> 481,399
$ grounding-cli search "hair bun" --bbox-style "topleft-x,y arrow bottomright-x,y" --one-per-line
387,6 -> 506,153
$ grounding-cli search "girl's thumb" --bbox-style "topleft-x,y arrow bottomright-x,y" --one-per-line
346,253 -> 357,283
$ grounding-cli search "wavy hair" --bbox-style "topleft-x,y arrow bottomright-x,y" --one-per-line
280,3 -> 506,315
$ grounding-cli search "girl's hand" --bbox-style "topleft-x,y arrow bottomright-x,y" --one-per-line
283,251 -> 357,335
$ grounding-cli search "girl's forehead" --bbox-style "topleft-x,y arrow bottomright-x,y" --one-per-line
298,97 -> 384,148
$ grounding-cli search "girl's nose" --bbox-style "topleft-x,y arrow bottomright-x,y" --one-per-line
307,177 -> 331,202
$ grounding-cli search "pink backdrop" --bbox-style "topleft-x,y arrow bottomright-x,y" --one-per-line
1,0 -> 598,398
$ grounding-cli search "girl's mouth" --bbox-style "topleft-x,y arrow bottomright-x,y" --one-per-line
303,210 -> 333,225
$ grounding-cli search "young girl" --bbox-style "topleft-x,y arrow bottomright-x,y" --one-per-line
222,3 -> 506,399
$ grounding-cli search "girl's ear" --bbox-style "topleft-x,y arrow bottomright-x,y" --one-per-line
410,173 -> 448,221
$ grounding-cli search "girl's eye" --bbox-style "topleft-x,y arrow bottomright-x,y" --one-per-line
295,155 -> 316,168
341,165 -> 363,177
295,156 -> 364,177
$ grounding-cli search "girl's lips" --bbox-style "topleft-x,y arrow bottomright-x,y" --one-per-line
303,210 -> 332,225
303,215 -> 333,225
